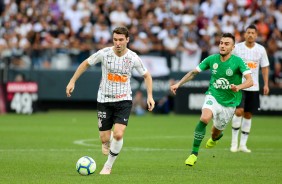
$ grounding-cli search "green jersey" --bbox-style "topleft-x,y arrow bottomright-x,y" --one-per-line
197,54 -> 251,107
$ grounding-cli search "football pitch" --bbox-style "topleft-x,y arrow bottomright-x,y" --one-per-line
0,111 -> 281,184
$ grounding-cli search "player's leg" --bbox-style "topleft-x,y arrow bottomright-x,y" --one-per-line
97,102 -> 114,155
100,130 -> 113,155
100,100 -> 131,174
206,126 -> 222,148
185,95 -> 214,166
185,108 -> 211,166
100,124 -> 126,175
231,91 -> 246,152
239,112 -> 252,153
207,105 -> 235,149
231,107 -> 244,152
239,91 -> 259,153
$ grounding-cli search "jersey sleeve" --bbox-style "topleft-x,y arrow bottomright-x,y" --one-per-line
87,49 -> 103,65
239,58 -> 252,76
196,56 -> 211,72
133,55 -> 147,76
260,47 -> 270,68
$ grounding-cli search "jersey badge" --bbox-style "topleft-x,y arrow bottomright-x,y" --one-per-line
226,68 -> 233,76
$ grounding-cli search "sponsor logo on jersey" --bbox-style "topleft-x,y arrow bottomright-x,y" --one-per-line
213,78 -> 231,89
104,94 -> 127,99
246,61 -> 257,69
107,73 -> 128,83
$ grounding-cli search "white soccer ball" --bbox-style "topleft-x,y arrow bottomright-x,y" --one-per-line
76,156 -> 96,176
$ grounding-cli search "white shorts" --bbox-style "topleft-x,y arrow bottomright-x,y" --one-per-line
202,95 -> 235,130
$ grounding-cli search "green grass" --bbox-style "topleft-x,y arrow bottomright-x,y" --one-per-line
0,111 -> 281,184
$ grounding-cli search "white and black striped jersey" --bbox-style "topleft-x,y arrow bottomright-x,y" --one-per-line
233,42 -> 269,91
87,47 -> 147,103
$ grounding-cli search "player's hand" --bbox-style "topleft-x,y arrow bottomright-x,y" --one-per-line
230,84 -> 239,92
147,97 -> 155,111
170,83 -> 179,95
263,85 -> 269,95
66,82 -> 75,97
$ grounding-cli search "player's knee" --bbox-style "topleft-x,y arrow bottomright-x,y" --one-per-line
113,131 -> 123,141
235,108 -> 244,116
199,117 -> 209,124
243,112 -> 252,119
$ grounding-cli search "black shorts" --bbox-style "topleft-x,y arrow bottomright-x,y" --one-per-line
97,100 -> 132,131
237,91 -> 260,113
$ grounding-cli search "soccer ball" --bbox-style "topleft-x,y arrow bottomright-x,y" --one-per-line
76,156 -> 96,176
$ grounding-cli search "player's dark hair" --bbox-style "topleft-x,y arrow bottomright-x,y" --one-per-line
221,33 -> 235,44
113,26 -> 129,38
246,24 -> 257,32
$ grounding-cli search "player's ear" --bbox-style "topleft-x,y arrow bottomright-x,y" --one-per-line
126,37 -> 130,43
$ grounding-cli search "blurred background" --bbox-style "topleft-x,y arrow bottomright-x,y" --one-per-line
0,0 -> 282,115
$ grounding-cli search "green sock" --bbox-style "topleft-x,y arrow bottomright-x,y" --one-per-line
214,132 -> 223,141
191,121 -> 207,155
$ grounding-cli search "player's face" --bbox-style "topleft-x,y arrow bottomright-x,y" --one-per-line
244,28 -> 257,43
113,33 -> 129,53
219,37 -> 235,57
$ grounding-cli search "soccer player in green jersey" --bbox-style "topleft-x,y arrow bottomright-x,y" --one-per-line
170,33 -> 253,166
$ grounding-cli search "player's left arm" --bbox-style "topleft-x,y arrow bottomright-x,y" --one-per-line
261,66 -> 269,95
143,71 -> 155,111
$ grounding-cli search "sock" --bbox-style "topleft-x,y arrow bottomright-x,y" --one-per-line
105,138 -> 123,168
191,121 -> 207,155
231,115 -> 242,147
214,132 -> 223,141
240,118 -> 251,147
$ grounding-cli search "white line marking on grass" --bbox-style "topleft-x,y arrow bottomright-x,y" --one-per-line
0,148 -> 280,153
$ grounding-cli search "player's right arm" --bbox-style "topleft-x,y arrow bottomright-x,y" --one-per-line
170,56 -> 211,95
66,60 -> 90,97
170,69 -> 199,95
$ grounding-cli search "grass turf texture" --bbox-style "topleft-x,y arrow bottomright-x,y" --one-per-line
0,111 -> 281,184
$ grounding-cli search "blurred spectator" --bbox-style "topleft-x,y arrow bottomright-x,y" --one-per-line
271,55 -> 282,88
130,32 -> 153,55
0,0 -> 281,73
179,35 -> 201,72
153,79 -> 175,114
162,29 -> 180,70
0,0 -> 4,15
14,72 -> 26,82
109,4 -> 129,29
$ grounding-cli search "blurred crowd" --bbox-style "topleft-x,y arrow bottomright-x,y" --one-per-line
0,0 -> 282,87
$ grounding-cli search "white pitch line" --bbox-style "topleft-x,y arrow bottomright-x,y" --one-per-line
0,148 -> 280,152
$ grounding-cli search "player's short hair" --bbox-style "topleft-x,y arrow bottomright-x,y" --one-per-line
246,24 -> 257,32
221,33 -> 235,44
113,27 -> 129,38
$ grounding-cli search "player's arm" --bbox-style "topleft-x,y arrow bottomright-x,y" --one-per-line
231,73 -> 253,92
261,66 -> 269,95
143,71 -> 155,111
170,69 -> 199,95
66,60 -> 90,97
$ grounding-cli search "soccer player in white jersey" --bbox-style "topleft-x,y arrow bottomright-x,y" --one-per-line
66,27 -> 155,174
171,33 -> 253,166
230,25 -> 270,153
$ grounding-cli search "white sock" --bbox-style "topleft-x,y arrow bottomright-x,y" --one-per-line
231,115 -> 242,147
240,118 -> 252,147
105,138 -> 123,168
